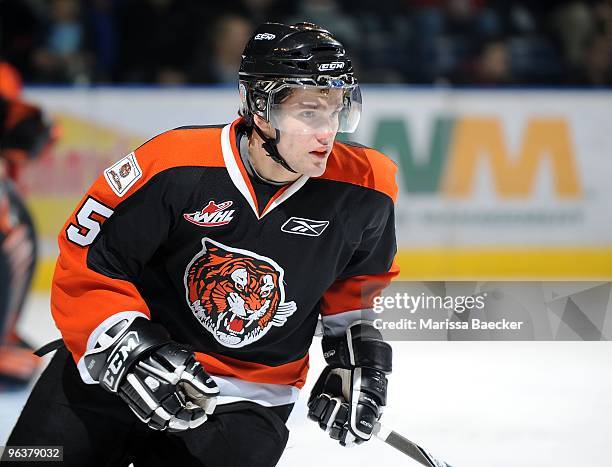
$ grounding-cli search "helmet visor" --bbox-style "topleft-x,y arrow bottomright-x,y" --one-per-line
267,83 -> 361,136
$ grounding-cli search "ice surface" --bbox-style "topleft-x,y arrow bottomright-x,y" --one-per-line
2,293 -> 610,466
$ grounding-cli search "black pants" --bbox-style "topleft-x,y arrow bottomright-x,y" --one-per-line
6,348 -> 292,467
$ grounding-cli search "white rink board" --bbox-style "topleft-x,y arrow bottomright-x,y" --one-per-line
1,294 -> 611,467
22,87 -> 612,250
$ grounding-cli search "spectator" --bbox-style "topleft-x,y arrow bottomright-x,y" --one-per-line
284,0 -> 360,46
474,39 -> 513,84
84,0 -> 120,83
235,0 -> 292,24
117,0 -> 203,84
1,0 -> 609,87
578,33 -> 612,84
0,0 -> 47,82
552,1 -> 595,68
31,0 -> 92,84
195,15 -> 253,84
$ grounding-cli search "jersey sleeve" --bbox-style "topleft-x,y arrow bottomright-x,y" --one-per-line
50,130 -> 201,382
320,159 -> 400,337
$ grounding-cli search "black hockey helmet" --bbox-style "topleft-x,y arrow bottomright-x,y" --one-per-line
239,22 -> 353,81
238,22 -> 361,173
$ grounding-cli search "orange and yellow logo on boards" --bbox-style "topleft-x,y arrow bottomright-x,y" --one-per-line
371,116 -> 582,198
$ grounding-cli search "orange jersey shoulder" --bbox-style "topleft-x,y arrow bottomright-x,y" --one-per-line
320,140 -> 398,203
134,125 -> 225,178
85,126 -> 225,210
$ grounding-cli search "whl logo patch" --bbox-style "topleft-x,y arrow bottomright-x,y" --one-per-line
281,217 -> 329,236
184,201 -> 235,227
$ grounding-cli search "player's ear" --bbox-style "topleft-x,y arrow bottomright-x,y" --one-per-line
253,114 -> 275,138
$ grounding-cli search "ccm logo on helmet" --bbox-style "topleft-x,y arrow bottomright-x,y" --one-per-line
318,62 -> 345,71
254,33 -> 276,40
102,331 -> 140,390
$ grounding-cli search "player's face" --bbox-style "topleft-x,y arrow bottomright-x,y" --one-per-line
274,88 -> 344,177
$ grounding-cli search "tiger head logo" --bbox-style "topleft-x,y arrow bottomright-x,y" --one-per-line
119,162 -> 132,177
184,238 -> 297,348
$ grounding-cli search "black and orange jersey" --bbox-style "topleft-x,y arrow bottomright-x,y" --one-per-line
51,117 -> 398,406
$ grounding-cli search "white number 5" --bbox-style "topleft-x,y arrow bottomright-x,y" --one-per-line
66,197 -> 114,246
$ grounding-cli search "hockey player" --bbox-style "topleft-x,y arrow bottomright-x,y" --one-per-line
6,22 -> 398,466
0,62 -> 55,387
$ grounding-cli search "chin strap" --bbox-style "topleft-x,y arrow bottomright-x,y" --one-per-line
252,124 -> 297,174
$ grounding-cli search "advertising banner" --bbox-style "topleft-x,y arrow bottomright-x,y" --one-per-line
22,88 -> 612,287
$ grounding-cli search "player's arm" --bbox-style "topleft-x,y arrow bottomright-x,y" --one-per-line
51,132 -> 218,431
308,163 -> 399,446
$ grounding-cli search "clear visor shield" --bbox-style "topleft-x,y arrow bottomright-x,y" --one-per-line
267,84 -> 362,136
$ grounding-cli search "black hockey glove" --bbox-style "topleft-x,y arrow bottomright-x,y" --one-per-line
83,316 -> 219,431
308,321 -> 392,447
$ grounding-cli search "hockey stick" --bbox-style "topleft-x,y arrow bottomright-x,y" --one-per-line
373,423 -> 455,467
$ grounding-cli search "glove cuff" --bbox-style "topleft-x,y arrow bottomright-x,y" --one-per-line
322,321 -> 392,373
83,317 -> 172,392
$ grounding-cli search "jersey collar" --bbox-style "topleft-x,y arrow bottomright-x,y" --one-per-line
221,118 -> 309,219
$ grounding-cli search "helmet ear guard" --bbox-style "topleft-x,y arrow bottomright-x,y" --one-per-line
238,81 -> 273,126
255,97 -> 266,112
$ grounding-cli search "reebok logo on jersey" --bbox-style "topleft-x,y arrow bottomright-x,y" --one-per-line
281,217 -> 329,237
184,200 -> 235,227
104,152 -> 142,197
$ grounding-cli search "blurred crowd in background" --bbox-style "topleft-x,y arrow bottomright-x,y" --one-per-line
2,0 -> 612,86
